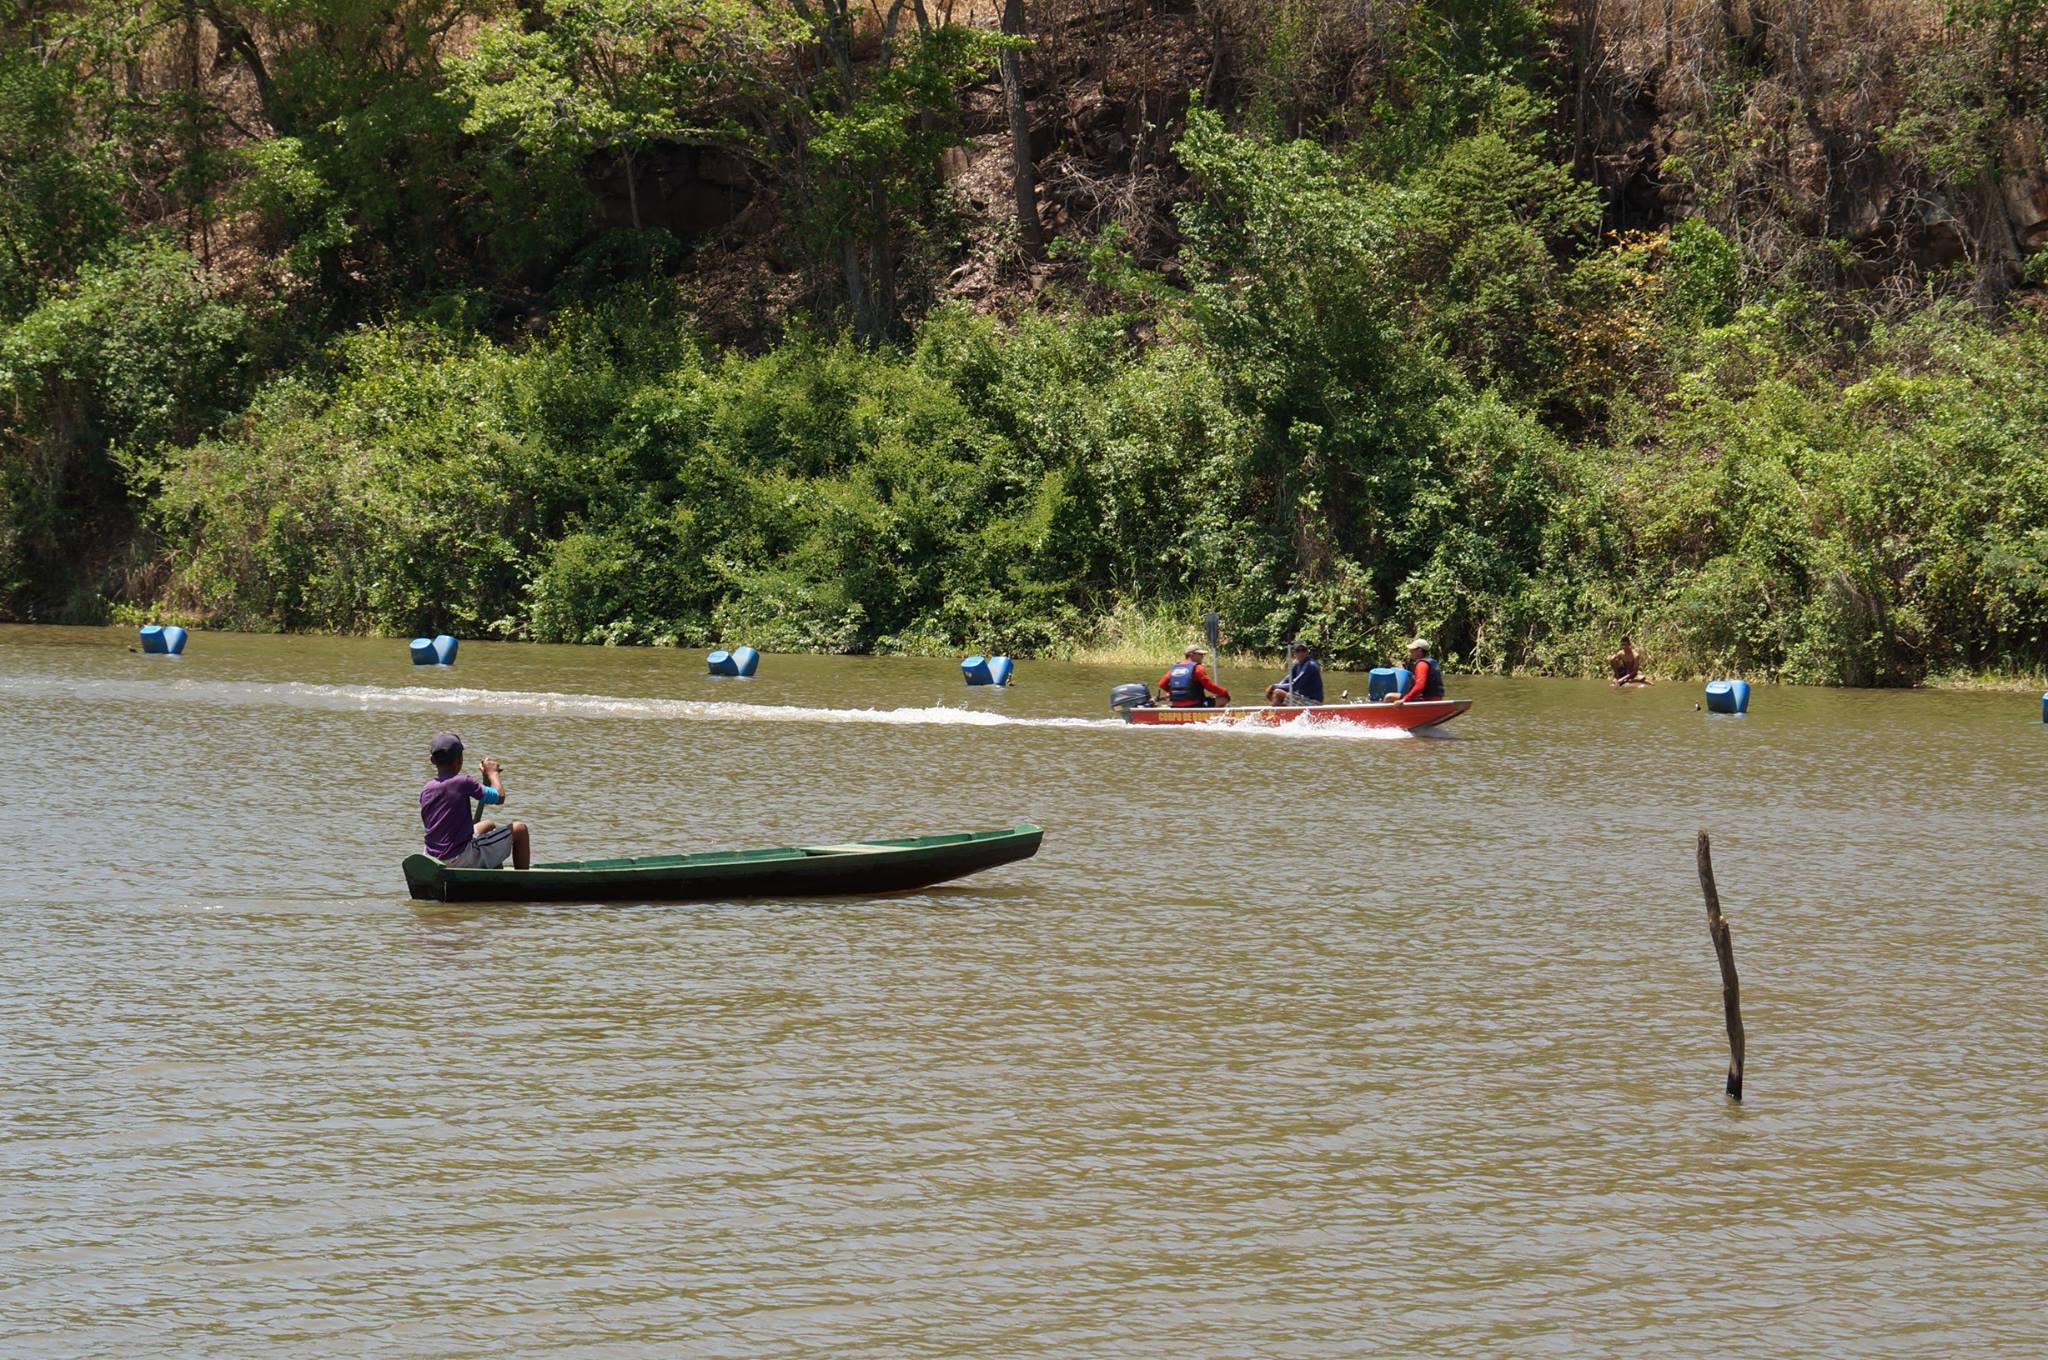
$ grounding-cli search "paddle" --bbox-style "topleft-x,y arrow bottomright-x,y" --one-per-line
475,756 -> 503,826
1204,611 -> 1221,696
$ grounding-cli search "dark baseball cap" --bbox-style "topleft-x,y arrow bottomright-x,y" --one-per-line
429,731 -> 464,762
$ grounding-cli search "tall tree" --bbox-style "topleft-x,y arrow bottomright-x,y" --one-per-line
453,0 -> 777,232
998,0 -> 1040,253
775,0 -> 996,340
0,40 -> 121,318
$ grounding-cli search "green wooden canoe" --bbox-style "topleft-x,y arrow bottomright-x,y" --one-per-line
402,822 -> 1043,903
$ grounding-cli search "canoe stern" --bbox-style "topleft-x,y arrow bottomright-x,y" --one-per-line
401,853 -> 448,901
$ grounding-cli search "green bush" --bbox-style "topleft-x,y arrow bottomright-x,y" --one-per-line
0,239 -> 267,617
1663,220 -> 1742,329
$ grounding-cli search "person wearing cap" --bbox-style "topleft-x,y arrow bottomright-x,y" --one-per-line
1265,640 -> 1324,706
420,731 -> 530,870
1159,644 -> 1231,708
1382,637 -> 1445,704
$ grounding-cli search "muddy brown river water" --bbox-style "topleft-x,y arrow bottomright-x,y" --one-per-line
3,625 -> 2045,1356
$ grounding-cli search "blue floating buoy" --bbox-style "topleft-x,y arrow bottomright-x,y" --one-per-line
731,645 -> 760,678
964,654 -> 1014,686
431,634 -> 458,666
139,624 -> 186,655
708,649 -> 737,677
1704,679 -> 1751,714
409,637 -> 436,665
2040,692 -> 2046,723
1367,666 -> 1411,701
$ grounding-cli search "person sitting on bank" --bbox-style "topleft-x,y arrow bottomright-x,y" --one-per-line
1265,640 -> 1324,706
421,731 -> 530,870
1608,635 -> 1650,686
1160,645 -> 1231,708
1382,637 -> 1444,704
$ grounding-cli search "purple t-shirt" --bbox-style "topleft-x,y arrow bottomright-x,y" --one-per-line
420,773 -> 484,860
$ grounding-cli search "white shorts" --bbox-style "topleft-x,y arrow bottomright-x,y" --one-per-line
439,823 -> 513,869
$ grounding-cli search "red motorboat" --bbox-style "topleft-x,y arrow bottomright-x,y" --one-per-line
1112,692 -> 1471,731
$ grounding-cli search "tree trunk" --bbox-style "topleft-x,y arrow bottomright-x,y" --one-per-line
201,3 -> 293,136
621,146 -> 641,231
1572,0 -> 1600,183
841,235 -> 880,343
868,181 -> 897,339
183,0 -> 211,265
1696,830 -> 1746,1101
999,0 -> 1042,253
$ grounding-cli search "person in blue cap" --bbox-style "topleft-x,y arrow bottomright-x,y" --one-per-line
420,731 -> 530,870
1265,640 -> 1324,706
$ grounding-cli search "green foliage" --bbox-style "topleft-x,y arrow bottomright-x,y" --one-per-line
0,239 -> 266,615
1944,0 -> 2048,78
806,25 -> 995,224
1606,304 -> 2048,681
1882,38 -> 2010,188
230,137 -> 355,281
1342,9 -> 1550,177
450,0 -> 785,248
1170,105 -> 1609,660
3,0 -> 2047,685
0,239 -> 257,454
0,47 -> 120,321
790,22 -> 998,336
142,302 -> 1092,648
1662,219 -> 1741,328
1397,96 -> 1606,410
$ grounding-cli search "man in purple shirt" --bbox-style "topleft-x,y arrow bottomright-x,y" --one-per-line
420,731 -> 530,869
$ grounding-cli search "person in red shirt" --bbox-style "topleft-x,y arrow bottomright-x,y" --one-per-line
1383,637 -> 1445,703
1159,645 -> 1231,708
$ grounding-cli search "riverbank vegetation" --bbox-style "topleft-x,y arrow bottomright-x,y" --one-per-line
4,0 -> 2048,682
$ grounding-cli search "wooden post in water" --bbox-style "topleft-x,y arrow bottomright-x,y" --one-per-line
1696,830 -> 1746,1100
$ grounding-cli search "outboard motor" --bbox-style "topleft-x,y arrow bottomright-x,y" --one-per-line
1109,682 -> 1152,715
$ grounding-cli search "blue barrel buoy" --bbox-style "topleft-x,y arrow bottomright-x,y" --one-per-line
1704,679 -> 1750,714
708,649 -> 737,677
1367,666 -> 1411,701
431,634 -> 458,666
987,655 -> 1014,687
731,645 -> 760,678
2040,692 -> 2046,723
141,624 -> 189,655
409,637 -> 436,665
961,654 -> 993,685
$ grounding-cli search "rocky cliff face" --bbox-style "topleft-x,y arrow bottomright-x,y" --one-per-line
610,0 -> 2048,339
1577,1 -> 2048,307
